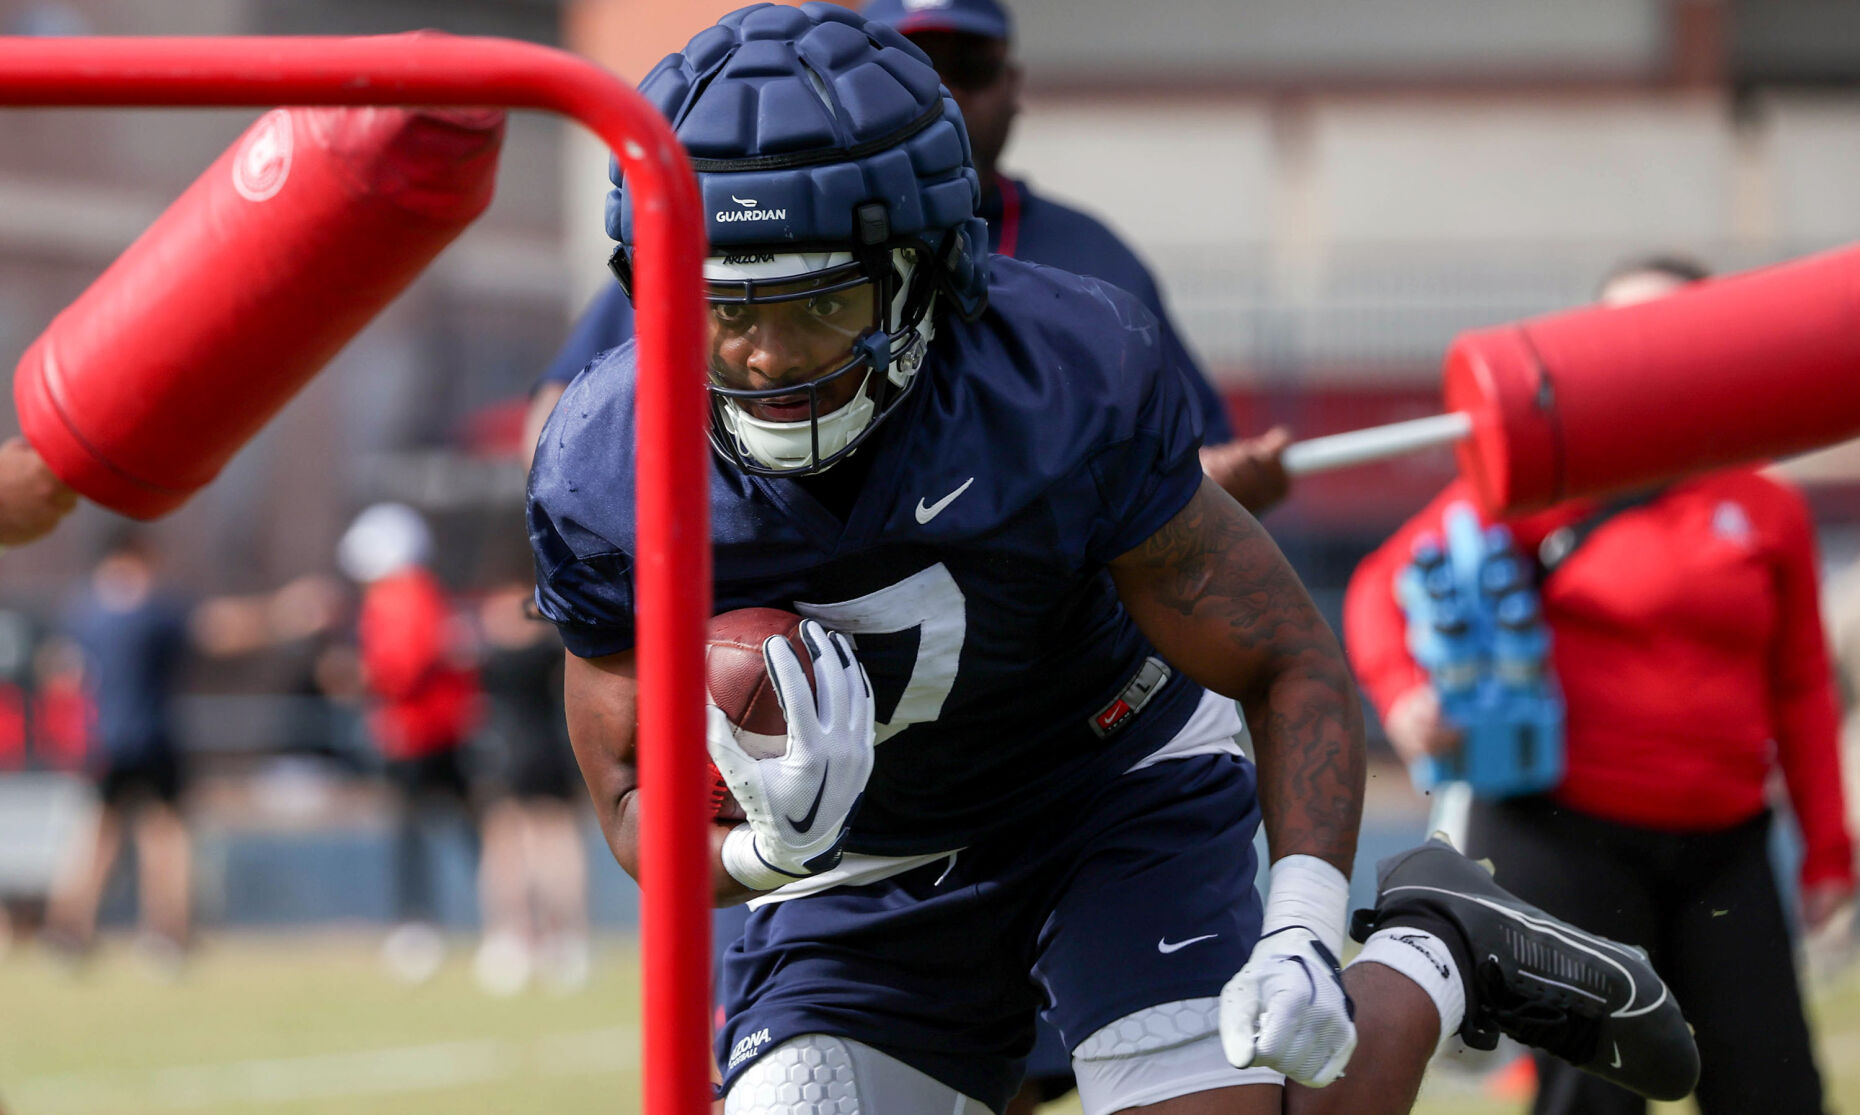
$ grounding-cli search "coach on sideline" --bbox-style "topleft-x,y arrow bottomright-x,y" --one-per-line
0,436 -> 77,546
1345,260 -> 1851,1115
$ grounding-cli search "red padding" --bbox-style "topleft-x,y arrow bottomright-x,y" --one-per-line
1444,243 -> 1860,515
15,106 -> 503,518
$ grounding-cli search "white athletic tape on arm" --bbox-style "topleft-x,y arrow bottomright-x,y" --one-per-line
1350,927 -> 1466,1058
1262,855 -> 1350,956
721,824 -> 807,893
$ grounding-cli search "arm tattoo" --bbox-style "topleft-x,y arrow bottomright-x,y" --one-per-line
1119,480 -> 1366,871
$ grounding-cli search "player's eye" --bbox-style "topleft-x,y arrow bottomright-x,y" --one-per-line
803,294 -> 846,319
711,303 -> 750,326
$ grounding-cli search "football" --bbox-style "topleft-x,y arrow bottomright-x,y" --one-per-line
705,607 -> 811,823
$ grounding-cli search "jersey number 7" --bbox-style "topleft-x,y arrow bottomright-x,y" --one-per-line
797,563 -> 966,744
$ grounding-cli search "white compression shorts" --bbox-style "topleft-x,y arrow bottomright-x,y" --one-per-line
723,1034 -> 994,1115
1071,997 -> 1283,1112
724,1005 -> 1283,1115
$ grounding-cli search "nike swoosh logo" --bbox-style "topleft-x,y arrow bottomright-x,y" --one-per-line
1382,883 -> 1668,1018
1610,1042 -> 1622,1068
784,760 -> 829,834
914,477 -> 975,524
1157,933 -> 1218,954
1392,932 -> 1452,979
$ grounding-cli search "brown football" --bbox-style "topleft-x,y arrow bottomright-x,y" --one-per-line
705,607 -> 811,823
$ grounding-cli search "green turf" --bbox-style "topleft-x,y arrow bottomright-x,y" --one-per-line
2,934 -> 1856,1114
0,934 -> 642,1115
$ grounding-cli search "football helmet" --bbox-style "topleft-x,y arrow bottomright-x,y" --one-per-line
608,2 -> 988,475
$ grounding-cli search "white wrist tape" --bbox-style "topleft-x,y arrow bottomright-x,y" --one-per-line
721,824 -> 810,893
1262,855 -> 1351,956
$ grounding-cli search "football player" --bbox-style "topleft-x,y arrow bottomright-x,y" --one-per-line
529,6 -> 1699,1112
522,1 -> 1290,518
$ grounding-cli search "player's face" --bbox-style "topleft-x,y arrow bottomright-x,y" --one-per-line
706,277 -> 879,423
908,31 -> 1018,183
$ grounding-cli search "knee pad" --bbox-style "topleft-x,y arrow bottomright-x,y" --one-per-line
1072,998 -> 1283,1114
723,1034 -> 992,1115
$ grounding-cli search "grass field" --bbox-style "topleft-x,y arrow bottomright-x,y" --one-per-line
2,933 -> 1856,1114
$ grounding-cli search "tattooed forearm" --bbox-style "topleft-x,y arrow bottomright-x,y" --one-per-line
1110,478 -> 1366,872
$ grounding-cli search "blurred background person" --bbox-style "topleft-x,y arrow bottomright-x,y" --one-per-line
860,0 -> 1291,516
1344,259 -> 1855,1114
42,531 -> 194,971
31,635 -> 93,776
189,571 -> 357,772
0,617 -> 80,958
1820,550 -> 1860,979
470,546 -> 590,997
520,271 -> 635,468
338,501 -> 484,984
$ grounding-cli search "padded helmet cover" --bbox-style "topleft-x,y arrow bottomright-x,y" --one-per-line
608,2 -> 987,312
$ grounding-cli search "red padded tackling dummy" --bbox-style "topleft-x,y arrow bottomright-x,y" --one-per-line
14,106 -> 503,518
1445,242 -> 1860,515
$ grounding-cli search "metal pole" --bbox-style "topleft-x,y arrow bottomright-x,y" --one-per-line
0,35 -> 712,1115
1282,411 -> 1473,476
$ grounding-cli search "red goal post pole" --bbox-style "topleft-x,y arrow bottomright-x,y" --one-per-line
0,35 -> 713,1115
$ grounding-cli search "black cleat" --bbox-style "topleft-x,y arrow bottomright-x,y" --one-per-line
1351,838 -> 1700,1102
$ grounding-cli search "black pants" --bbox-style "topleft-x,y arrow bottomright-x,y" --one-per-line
1467,796 -> 1826,1115
96,744 -> 185,808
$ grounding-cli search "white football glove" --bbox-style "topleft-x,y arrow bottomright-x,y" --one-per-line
709,619 -> 875,890
1220,855 -> 1358,1088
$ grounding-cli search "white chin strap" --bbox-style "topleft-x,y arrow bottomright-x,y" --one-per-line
719,381 -> 877,473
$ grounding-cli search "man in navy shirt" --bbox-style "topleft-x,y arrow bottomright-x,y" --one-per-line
44,532 -> 194,966
521,0 -> 1290,517
530,6 -> 1696,1112
860,0 -> 1288,515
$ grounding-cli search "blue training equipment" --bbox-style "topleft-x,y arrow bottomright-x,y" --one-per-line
1396,501 -> 1564,797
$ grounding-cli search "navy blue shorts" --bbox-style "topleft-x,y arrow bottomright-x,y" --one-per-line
716,752 -> 1262,1111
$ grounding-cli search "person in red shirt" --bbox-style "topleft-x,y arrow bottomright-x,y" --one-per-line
339,502 -> 483,982
1345,257 -> 1854,1115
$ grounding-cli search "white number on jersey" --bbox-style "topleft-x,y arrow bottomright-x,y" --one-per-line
796,563 -> 966,743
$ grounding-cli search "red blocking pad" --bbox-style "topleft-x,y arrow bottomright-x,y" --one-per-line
1445,242 -> 1860,515
14,105 -> 503,518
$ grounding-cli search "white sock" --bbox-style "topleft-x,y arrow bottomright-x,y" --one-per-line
1349,928 -> 1467,1058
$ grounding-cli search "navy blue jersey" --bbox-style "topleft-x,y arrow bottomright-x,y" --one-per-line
536,180 -> 1233,444
63,590 -> 189,765
530,258 -> 1211,855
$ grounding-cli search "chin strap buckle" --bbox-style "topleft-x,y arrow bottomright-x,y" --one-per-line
856,329 -> 892,377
